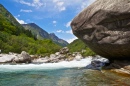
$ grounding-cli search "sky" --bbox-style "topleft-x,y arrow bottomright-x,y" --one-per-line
0,0 -> 95,43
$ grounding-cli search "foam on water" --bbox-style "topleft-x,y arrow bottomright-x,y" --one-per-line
0,57 -> 93,72
0,56 -> 109,72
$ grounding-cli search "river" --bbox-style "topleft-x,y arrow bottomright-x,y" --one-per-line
0,57 -> 130,86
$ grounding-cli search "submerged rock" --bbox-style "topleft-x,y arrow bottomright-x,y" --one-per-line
85,55 -> 109,70
104,60 -> 130,75
71,0 -> 130,59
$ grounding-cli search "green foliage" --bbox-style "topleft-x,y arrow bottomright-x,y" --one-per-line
82,48 -> 96,57
0,4 -> 61,55
68,39 -> 86,52
0,5 -> 35,38
0,32 -> 61,55
68,39 -> 96,56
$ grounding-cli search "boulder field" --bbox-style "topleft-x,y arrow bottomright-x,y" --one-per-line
0,47 -> 83,64
71,0 -> 130,59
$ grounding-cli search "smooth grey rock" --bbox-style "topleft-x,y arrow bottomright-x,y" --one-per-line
71,0 -> 130,59
13,51 -> 31,63
0,54 -> 15,63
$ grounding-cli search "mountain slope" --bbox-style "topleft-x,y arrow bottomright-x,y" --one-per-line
49,33 -> 68,47
0,4 -> 35,38
22,23 -> 50,39
68,39 -> 96,56
0,4 -> 25,35
0,4 -> 61,55
22,23 -> 69,47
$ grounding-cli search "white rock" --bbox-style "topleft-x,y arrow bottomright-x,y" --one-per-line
75,55 -> 82,61
32,58 -> 49,63
50,54 -> 56,59
55,52 -> 60,56
0,54 -> 16,63
59,47 -> 69,54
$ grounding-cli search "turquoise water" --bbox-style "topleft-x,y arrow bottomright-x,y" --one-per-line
1,67 -> 130,86
0,68 -> 117,86
0,58 -> 130,86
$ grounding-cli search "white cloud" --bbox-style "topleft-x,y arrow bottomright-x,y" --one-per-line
59,7 -> 66,11
53,0 -> 58,3
15,17 -> 26,24
52,21 -> 57,26
66,37 -> 78,43
66,30 -> 73,34
56,29 -> 73,34
19,0 -> 32,6
56,30 -> 64,33
15,0 -> 44,8
66,21 -> 71,28
81,0 -> 95,9
57,2 -> 64,6
15,14 -> 20,17
18,15 -> 20,17
14,0 -> 95,13
53,1 -> 66,12
33,0 -> 44,8
52,21 -> 57,24
20,9 -> 33,12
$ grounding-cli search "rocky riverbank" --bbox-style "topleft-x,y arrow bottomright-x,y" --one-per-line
103,60 -> 130,76
1,47 -> 130,75
0,47 -> 84,64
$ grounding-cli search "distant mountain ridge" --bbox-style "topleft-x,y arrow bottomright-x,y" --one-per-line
0,4 -> 62,54
22,23 -> 68,46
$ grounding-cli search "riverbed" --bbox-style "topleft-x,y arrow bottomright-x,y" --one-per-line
0,57 -> 130,86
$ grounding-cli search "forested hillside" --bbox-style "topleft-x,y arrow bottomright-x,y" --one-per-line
0,4 -> 61,55
68,39 -> 96,56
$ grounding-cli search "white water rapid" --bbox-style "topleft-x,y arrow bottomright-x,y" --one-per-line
0,56 -> 109,72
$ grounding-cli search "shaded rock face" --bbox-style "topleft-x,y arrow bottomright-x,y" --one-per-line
71,0 -> 130,59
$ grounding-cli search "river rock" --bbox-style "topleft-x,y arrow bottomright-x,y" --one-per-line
71,0 -> 130,59
32,58 -> 49,63
13,51 -> 31,63
55,52 -> 60,56
74,54 -> 83,61
50,54 -> 56,59
0,54 -> 16,63
59,47 -> 69,54
30,55 -> 39,60
104,60 -> 130,75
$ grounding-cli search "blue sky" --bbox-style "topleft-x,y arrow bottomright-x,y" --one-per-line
0,0 -> 95,43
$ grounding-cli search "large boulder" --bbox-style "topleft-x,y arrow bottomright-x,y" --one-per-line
71,0 -> 130,59
13,51 -> 31,63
